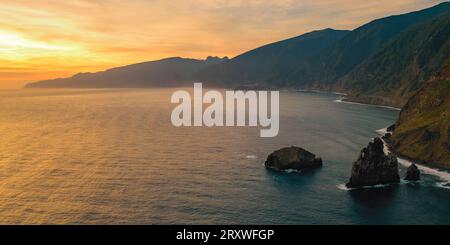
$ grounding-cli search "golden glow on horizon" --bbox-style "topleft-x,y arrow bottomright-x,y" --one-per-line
0,32 -> 64,50
0,0 -> 446,88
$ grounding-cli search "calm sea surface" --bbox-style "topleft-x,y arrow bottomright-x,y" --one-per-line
0,88 -> 448,224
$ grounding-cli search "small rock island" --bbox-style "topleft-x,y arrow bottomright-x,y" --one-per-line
404,164 -> 420,181
265,146 -> 322,171
346,137 -> 400,188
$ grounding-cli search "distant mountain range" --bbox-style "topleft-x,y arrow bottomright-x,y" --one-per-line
26,2 -> 450,107
26,56 -> 228,88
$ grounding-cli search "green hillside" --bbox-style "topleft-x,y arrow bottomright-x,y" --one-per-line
342,13 -> 450,107
196,28 -> 349,87
391,60 -> 450,168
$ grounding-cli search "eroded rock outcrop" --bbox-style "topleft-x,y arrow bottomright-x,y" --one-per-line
346,138 -> 400,188
265,146 -> 322,171
404,164 -> 420,181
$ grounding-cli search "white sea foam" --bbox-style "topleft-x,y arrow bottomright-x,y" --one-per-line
337,184 -> 350,191
284,169 -> 302,174
398,157 -> 450,182
435,182 -> 450,189
264,164 -> 303,174
336,183 -> 394,191
376,127 -> 388,135
334,98 -> 401,111
245,155 -> 257,159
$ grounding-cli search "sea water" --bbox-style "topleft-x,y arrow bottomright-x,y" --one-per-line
0,88 -> 448,224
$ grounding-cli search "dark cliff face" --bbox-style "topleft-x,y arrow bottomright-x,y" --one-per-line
346,138 -> 400,188
391,60 -> 450,168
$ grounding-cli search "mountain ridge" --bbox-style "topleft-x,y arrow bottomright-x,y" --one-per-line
196,28 -> 350,87
25,2 -> 450,108
25,56 -> 228,88
341,12 -> 450,106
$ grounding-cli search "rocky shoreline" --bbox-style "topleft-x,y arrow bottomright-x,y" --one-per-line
381,125 -> 450,171
265,85 -> 449,188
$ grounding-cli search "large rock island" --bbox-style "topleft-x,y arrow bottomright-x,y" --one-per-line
265,146 -> 322,171
346,138 -> 400,188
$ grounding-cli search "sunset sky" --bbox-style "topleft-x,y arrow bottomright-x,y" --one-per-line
0,0 -> 446,88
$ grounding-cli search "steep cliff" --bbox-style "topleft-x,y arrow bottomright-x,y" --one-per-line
391,60 -> 450,168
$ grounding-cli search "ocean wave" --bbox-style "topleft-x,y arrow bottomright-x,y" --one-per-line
435,182 -> 450,189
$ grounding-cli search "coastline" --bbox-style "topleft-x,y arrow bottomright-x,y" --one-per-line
297,90 -> 448,178
292,88 -> 402,110
334,97 -> 401,110
376,127 -> 450,183
293,89 -> 449,185
341,96 -> 402,109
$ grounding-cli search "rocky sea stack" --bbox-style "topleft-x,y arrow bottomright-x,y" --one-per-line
346,138 -> 400,188
405,164 -> 420,181
265,146 -> 322,171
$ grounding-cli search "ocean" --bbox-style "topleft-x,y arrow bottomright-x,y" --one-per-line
0,88 -> 448,224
